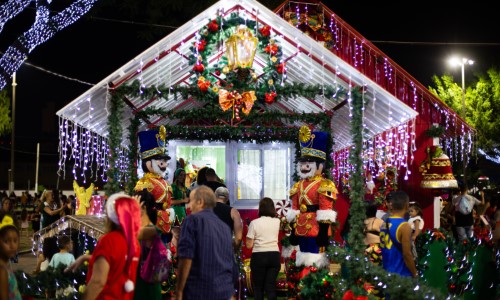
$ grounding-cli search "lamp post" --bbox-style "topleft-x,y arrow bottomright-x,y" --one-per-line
449,57 -> 473,187
10,72 -> 16,194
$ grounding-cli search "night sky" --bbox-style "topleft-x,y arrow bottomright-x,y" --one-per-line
1,0 -> 499,189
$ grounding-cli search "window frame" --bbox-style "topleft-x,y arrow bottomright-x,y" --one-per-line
167,140 -> 294,209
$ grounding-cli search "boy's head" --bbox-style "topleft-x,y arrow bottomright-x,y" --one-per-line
57,235 -> 73,251
390,191 -> 410,212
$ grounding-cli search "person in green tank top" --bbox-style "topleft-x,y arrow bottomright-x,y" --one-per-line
170,168 -> 190,250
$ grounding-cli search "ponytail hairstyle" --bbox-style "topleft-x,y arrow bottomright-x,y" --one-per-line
136,189 -> 158,225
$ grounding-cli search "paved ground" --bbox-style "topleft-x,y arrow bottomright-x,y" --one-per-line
12,228 -> 38,273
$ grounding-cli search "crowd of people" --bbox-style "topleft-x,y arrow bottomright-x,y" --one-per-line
1,189 -> 75,234
1,152 -> 500,300
59,167 -> 281,300
358,182 -> 500,280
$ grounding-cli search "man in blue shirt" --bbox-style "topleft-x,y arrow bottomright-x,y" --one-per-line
175,185 -> 234,300
379,191 -> 417,278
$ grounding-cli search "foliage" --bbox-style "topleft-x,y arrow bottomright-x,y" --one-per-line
15,265 -> 87,299
0,89 -> 11,136
425,124 -> 445,138
346,87 -> 368,257
104,90 -> 126,195
297,268 -> 347,299
429,69 -> 500,150
325,244 -> 447,300
105,9 -> 353,193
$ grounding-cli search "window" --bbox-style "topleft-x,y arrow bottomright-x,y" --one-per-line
237,148 -> 290,201
167,141 -> 293,208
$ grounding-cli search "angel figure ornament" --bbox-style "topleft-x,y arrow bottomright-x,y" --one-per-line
286,126 -> 338,270
134,125 -> 174,234
73,181 -> 94,215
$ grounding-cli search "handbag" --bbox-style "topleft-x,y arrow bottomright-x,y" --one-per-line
140,233 -> 171,284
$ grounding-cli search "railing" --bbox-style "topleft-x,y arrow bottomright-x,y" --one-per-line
274,1 -> 474,137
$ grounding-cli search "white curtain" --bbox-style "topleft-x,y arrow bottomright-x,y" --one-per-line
263,149 -> 288,200
237,150 -> 261,200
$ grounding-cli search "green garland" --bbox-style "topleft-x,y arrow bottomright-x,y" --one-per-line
346,88 -> 367,257
334,88 -> 445,299
425,125 -> 445,138
104,12 -> 357,193
109,80 -> 341,194
15,265 -> 87,299
105,90 -> 126,194
188,13 -> 284,96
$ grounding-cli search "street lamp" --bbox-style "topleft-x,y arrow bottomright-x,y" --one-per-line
448,57 -> 474,188
10,72 -> 16,194
449,57 -> 473,119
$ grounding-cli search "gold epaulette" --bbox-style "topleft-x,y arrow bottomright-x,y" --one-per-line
134,178 -> 154,192
317,179 -> 338,200
289,182 -> 300,196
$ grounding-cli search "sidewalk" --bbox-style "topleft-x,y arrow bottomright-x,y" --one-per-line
13,228 -> 38,273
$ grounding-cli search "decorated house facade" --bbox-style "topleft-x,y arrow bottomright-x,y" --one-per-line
56,0 -> 473,234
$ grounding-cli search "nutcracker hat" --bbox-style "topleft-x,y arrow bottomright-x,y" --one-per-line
138,125 -> 171,160
298,126 -> 328,161
106,193 -> 141,293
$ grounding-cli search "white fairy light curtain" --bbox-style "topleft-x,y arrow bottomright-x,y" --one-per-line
58,117 -> 130,184
32,215 -> 103,256
277,2 -> 475,153
332,118 -> 416,185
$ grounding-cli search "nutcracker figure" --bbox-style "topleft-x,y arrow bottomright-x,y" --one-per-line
286,126 -> 338,268
134,125 -> 174,235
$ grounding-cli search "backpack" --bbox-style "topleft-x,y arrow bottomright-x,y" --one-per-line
140,234 -> 171,284
456,195 -> 473,215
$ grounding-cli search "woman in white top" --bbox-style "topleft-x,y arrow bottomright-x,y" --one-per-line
246,197 -> 281,300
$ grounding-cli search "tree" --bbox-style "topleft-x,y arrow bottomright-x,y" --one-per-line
429,67 -> 500,150
0,89 -> 12,136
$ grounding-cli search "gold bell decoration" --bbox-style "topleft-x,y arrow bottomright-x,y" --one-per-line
420,146 -> 458,189
226,25 -> 258,69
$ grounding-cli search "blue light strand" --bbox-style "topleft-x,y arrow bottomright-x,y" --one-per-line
0,0 -> 99,91
0,0 -> 31,33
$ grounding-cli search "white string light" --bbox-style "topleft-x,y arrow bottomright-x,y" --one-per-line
57,117 -> 128,183
0,0 -> 99,91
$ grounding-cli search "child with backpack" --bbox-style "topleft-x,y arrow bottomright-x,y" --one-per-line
452,186 -> 484,241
